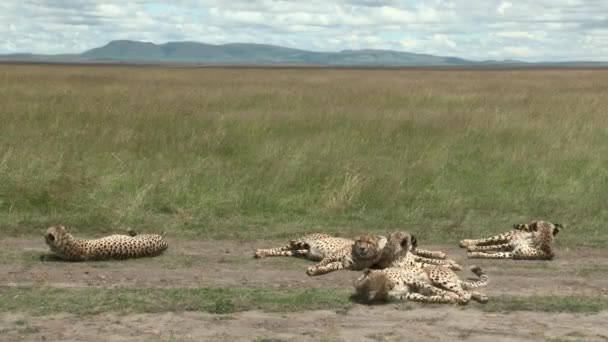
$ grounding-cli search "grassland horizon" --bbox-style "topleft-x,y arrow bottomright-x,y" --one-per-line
1,64 -> 607,246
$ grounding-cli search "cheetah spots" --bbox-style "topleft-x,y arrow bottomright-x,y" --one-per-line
43,226 -> 168,261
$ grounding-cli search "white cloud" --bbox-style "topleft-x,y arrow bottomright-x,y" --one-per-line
0,0 -> 607,61
432,34 -> 457,49
502,46 -> 533,58
497,1 -> 512,15
495,31 -> 538,39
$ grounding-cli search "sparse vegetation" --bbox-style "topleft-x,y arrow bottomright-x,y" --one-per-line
1,287 -> 606,315
0,287 -> 352,315
482,295 -> 608,313
1,65 -> 607,247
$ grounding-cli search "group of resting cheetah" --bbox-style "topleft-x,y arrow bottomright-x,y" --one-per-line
253,220 -> 561,305
43,220 -> 561,305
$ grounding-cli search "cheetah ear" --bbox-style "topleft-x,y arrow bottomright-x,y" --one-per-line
410,235 -> 417,249
529,221 -> 539,231
513,223 -> 528,230
553,224 -> 561,235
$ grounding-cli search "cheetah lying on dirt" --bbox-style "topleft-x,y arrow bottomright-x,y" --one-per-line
354,232 -> 488,304
374,231 -> 462,271
44,225 -> 168,261
354,265 -> 489,304
253,232 -> 451,276
304,231 -> 458,276
459,220 -> 561,260
303,234 -> 388,276
254,233 -> 353,261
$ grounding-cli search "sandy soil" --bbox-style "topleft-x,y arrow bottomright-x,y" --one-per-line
1,238 -> 608,341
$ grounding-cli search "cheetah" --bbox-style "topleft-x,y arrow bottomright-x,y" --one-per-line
354,231 -> 487,304
375,231 -> 462,271
44,225 -> 168,261
354,265 -> 489,304
459,220 -> 561,260
305,233 -> 389,276
253,233 -> 353,261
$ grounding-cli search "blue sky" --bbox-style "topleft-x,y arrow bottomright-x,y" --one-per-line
1,0 -> 607,61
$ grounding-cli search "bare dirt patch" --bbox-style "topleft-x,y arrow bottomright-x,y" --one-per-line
1,238 -> 608,341
2,307 -> 608,342
2,238 -> 607,297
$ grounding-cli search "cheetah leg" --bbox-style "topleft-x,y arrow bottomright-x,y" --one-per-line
254,246 -> 305,258
385,280 -> 454,303
459,232 -> 514,248
401,292 -> 457,304
467,251 -> 513,259
466,243 -> 512,253
306,261 -> 345,276
407,280 -> 461,303
513,249 -> 554,260
413,281 -> 452,297
412,255 -> 462,271
429,278 -> 472,305
311,255 -> 340,268
413,248 -> 446,259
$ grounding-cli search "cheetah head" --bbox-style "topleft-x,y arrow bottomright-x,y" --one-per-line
367,231 -> 415,269
386,231 -> 417,252
352,234 -> 384,261
529,220 -> 562,236
44,225 -> 73,254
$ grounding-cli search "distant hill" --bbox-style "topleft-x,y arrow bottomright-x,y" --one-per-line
1,40 -> 607,67
79,40 -> 476,66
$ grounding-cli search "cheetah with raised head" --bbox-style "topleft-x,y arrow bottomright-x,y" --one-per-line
254,231 -> 452,275
253,233 -> 353,261
305,231 -> 457,276
44,225 -> 168,261
375,231 -> 462,271
305,234 -> 388,276
459,220 -> 561,260
355,231 -> 488,304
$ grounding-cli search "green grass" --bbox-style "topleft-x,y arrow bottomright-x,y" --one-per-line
481,295 -> 608,313
0,287 -> 352,315
1,65 -> 608,246
1,287 -> 606,315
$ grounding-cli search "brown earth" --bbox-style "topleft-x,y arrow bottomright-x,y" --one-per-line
1,238 -> 608,341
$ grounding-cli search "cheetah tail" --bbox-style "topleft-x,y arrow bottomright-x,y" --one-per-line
461,265 -> 489,289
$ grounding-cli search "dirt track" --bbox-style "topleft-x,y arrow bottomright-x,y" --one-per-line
1,238 -> 608,341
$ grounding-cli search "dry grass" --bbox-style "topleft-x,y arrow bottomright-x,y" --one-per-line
1,64 -> 607,245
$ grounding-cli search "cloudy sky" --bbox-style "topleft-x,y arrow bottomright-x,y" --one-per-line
1,0 -> 607,61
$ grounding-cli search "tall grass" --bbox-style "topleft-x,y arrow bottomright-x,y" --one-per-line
1,65 -> 607,245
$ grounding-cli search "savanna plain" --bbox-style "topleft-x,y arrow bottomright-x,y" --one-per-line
1,64 -> 608,341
